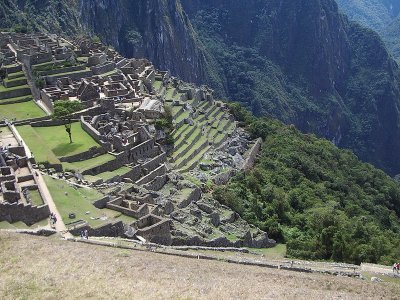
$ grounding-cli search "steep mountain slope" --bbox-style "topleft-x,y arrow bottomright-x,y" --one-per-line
336,0 -> 400,60
1,0 -> 400,176
180,0 -> 400,176
78,0 -> 213,85
384,16 -> 400,61
0,0 -> 81,35
335,0 -> 400,31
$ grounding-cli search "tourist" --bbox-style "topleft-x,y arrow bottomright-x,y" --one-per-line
393,263 -> 400,274
84,229 -> 89,239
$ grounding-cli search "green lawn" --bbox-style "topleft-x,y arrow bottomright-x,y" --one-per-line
152,80 -> 162,91
95,166 -> 133,181
248,244 -> 287,260
0,101 -> 45,120
0,219 -> 48,230
44,175 -> 136,227
4,76 -> 27,84
48,68 -> 91,77
0,95 -> 32,103
7,70 -> 25,80
17,122 -> 101,164
29,189 -> 44,206
62,154 -> 116,173
97,69 -> 117,76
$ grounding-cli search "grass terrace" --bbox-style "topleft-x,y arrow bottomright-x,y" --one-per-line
100,69 -> 118,77
94,166 -> 133,181
44,175 -> 136,227
32,60 -> 82,72
62,154 -> 116,173
152,80 -> 163,92
29,189 -> 44,207
0,219 -> 48,230
0,84 -> 30,92
0,95 -> 32,104
0,101 -> 45,120
6,70 -> 25,80
49,67 -> 91,77
17,122 -> 101,164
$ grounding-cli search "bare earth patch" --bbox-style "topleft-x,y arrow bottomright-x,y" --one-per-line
0,232 -> 399,300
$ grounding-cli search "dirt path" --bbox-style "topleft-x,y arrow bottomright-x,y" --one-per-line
12,125 -> 72,238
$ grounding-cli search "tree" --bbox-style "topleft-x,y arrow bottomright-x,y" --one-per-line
52,101 -> 83,143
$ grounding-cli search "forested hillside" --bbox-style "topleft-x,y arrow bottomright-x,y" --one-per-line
214,104 -> 400,264
336,0 -> 400,61
336,0 -> 400,31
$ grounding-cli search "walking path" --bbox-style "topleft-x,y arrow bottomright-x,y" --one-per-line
11,124 -> 72,238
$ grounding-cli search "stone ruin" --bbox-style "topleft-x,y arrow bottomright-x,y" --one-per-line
0,32 -> 275,249
0,125 -> 50,225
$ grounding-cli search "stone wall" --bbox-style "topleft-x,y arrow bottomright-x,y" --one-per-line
213,169 -> 236,185
0,202 -> 50,225
80,116 -> 111,151
136,164 -> 166,185
177,187 -> 201,209
82,156 -> 125,176
242,138 -> 262,171
176,139 -> 208,169
31,119 -> 73,127
135,214 -> 172,245
0,87 -> 31,100
141,153 -> 166,173
25,52 -> 52,65
69,221 -> 125,237
92,195 -> 111,209
5,64 -> 22,74
91,62 -> 116,75
0,95 -> 31,105
38,65 -> 85,76
143,175 -> 167,191
59,146 -> 106,163
4,77 -> 27,88
106,198 -> 149,219
129,139 -> 155,161
46,70 -> 93,85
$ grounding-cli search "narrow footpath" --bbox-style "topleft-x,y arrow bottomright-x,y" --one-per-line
12,124 -> 72,238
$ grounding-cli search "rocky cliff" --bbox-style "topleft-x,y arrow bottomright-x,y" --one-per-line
78,0 -> 211,86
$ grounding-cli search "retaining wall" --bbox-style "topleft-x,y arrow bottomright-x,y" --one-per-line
0,202 -> 50,225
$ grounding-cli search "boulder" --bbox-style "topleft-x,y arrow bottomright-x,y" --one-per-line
209,212 -> 220,227
197,202 -> 213,214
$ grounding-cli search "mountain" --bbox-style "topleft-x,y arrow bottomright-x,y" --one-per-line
335,0 -> 400,31
385,16 -> 400,60
2,0 -> 400,177
335,0 -> 400,60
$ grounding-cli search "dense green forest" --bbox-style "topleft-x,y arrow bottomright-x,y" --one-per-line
214,104 -> 400,265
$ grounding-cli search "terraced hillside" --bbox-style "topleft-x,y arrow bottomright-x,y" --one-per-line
0,63 -> 45,120
154,79 -> 237,173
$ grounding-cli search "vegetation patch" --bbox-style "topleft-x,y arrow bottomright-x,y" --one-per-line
44,175 -> 136,227
213,103 -> 400,265
0,101 -> 45,120
62,154 -> 116,173
17,123 -> 100,164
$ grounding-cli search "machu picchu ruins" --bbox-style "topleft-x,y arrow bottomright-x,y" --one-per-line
0,31 -> 275,249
